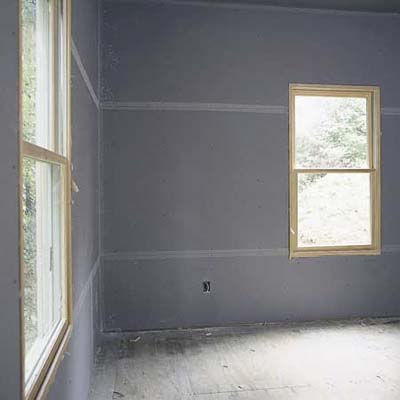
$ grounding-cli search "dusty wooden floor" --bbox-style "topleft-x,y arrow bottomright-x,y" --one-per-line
89,319 -> 400,399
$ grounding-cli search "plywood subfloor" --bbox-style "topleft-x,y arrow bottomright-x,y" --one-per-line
89,319 -> 400,399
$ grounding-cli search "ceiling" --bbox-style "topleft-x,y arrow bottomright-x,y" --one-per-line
112,0 -> 400,13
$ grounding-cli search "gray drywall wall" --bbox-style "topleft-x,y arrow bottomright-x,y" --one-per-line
46,273 -> 96,400
103,254 -> 400,331
69,59 -> 100,304
101,1 -> 400,332
103,111 -> 287,252
47,0 -> 101,398
102,2 -> 400,105
0,1 -> 22,398
72,0 -> 100,98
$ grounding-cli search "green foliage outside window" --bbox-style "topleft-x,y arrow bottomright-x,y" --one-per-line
22,0 -> 38,354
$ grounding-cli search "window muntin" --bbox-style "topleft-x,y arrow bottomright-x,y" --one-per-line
289,85 -> 381,258
21,0 -> 71,398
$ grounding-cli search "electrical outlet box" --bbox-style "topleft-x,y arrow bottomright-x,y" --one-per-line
203,281 -> 211,293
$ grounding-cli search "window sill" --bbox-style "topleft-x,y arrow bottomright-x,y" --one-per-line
290,248 -> 381,259
25,324 -> 72,400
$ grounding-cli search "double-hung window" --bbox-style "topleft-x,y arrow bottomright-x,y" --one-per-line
20,0 -> 71,398
289,84 -> 381,258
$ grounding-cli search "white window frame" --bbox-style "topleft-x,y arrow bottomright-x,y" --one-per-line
19,0 -> 72,398
289,84 -> 381,258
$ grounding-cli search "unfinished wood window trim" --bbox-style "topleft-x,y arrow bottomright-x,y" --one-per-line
23,141 -> 68,166
289,84 -> 381,259
19,0 -> 72,399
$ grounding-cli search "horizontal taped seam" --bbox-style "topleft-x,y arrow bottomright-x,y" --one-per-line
101,101 -> 400,116
102,245 -> 400,261
381,107 -> 400,116
104,0 -> 400,18
102,248 -> 288,260
101,101 -> 289,114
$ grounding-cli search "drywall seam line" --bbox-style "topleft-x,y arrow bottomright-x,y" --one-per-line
102,245 -> 400,261
382,245 -> 400,253
97,0 -> 103,256
101,101 -> 289,114
98,0 -> 105,333
101,101 -> 400,116
103,0 -> 400,18
382,108 -> 400,116
71,39 -> 100,110
73,256 -> 100,325
102,249 -> 288,261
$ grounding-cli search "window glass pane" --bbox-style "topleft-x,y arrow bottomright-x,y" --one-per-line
23,157 -> 64,387
297,173 -> 371,247
22,0 -> 52,150
295,96 -> 368,169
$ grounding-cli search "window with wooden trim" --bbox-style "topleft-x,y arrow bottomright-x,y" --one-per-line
289,84 -> 381,258
20,0 -> 71,398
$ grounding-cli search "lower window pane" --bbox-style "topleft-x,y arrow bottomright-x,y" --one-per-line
297,173 -> 371,247
23,157 -> 64,388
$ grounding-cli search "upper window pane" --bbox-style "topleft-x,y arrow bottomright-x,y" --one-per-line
22,0 -> 53,150
57,0 -> 67,155
295,96 -> 368,169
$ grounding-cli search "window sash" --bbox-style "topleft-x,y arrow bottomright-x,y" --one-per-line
21,148 -> 70,397
22,0 -> 67,156
25,315 -> 68,394
20,0 -> 71,398
22,149 -> 71,399
289,84 -> 381,258
291,170 -> 378,252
